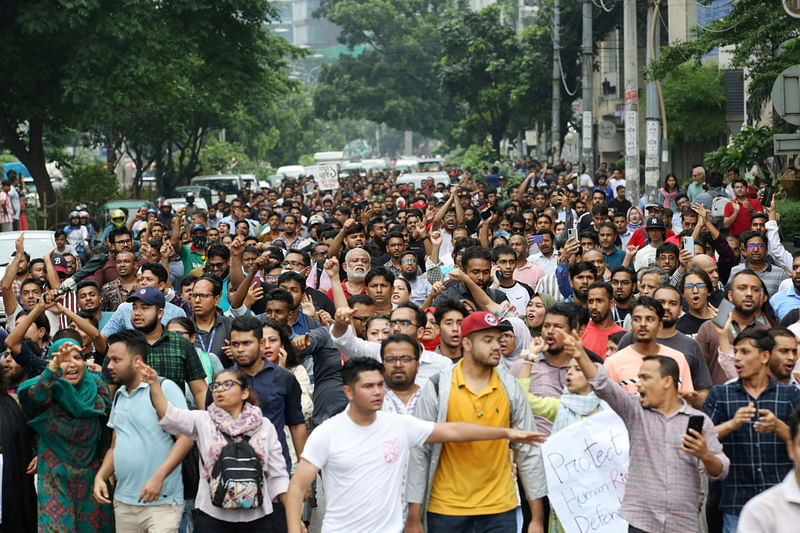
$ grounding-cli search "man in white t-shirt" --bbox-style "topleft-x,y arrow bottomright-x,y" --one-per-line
607,169 -> 625,199
285,347 -> 544,533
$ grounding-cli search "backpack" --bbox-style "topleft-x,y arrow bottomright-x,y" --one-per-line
208,433 -> 264,509
710,194 -> 729,220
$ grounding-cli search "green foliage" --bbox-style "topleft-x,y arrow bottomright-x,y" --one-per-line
298,154 -> 315,166
776,199 -> 800,239
199,141 -> 252,175
59,162 -> 121,221
650,0 -> 800,122
659,65 -> 728,146
704,126 -> 774,175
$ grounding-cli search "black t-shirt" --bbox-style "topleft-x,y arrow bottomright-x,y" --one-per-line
676,313 -> 706,338
608,198 -> 632,216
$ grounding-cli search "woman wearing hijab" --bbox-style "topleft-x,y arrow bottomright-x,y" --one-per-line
0,361 -> 38,532
144,365 -> 289,531
516,338 -> 608,533
18,333 -> 112,533
498,316 -> 532,374
524,293 -> 556,338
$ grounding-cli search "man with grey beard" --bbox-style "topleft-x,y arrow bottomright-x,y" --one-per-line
326,247 -> 370,301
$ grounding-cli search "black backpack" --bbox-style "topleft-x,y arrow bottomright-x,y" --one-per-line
208,433 -> 265,509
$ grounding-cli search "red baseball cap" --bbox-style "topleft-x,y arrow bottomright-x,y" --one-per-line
460,311 -> 513,338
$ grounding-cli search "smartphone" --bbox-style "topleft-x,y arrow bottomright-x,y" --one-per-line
480,206 -> 493,221
763,186 -> 774,208
528,234 -> 544,245
567,228 -> 578,241
687,415 -> 704,435
713,299 -> 735,329
495,269 -> 502,282
683,237 -> 695,257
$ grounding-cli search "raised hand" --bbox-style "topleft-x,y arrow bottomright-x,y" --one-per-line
244,282 -> 264,309
137,361 -> 160,386
448,268 -> 468,284
323,257 -> 340,279
429,281 -> 446,298
430,230 -> 443,248
317,310 -> 333,327
334,306 -> 355,328
529,336 -> 547,355
230,236 -> 246,256
300,294 -> 316,317
754,408 -> 781,434
682,427 -> 711,459
291,333 -> 311,354
729,402 -> 756,431
15,233 -> 24,255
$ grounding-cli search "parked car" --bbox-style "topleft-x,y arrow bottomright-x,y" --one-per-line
395,171 -> 451,190
175,185 -> 213,207
163,197 -> 208,213
275,165 -> 305,180
190,175 -> 254,204
0,230 -> 55,324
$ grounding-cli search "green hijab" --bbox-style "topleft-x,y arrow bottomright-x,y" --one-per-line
18,344 -> 108,466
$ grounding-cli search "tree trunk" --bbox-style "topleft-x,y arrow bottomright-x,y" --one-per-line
0,116 -> 57,228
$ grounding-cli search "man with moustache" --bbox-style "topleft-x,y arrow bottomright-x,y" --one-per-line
326,248 -> 370,301
94,330 -> 192,531
226,315 -> 306,476
75,280 -> 114,331
610,266 -> 636,327
765,328 -> 799,385
564,262 -> 596,306
101,286 -> 208,408
381,334 -> 423,415
433,299 -> 469,362
581,282 -> 626,358
398,249 -> 432,307
614,285 -> 713,408
696,270 -> 773,385
100,250 -> 138,311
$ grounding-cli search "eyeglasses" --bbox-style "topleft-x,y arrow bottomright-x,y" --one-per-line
114,238 -> 132,245
266,275 -> 279,282
610,279 -> 631,286
390,319 -> 417,328
282,260 -> 305,268
211,379 -> 242,392
351,315 -> 370,323
747,243 -> 765,249
383,356 -> 418,365
206,262 -> 227,270
190,292 -> 214,300
401,258 -> 416,264
684,283 -> 707,290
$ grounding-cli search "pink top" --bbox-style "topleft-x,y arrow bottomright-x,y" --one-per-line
159,403 -> 289,522
604,344 -> 695,393
513,261 -> 545,292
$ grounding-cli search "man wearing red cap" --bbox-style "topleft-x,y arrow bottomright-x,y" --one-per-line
407,311 -> 546,533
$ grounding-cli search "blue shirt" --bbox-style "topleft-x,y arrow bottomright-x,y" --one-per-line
602,247 -> 626,270
769,287 -> 800,320
101,301 -> 187,337
703,379 -> 800,514
238,359 -> 305,474
108,379 -> 188,506
486,173 -> 501,188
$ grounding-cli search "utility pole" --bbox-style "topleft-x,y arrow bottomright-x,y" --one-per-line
644,1 -> 661,204
623,0 -> 640,207
552,0 -> 561,161
581,0 -> 594,179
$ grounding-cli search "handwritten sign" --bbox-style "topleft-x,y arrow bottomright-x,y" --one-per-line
542,410 -> 630,533
315,165 -> 339,191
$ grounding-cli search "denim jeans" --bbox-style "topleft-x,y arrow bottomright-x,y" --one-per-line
427,509 -> 517,533
722,513 -> 739,533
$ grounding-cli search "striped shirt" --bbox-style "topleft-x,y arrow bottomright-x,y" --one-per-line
702,378 -> 800,515
589,364 -> 729,533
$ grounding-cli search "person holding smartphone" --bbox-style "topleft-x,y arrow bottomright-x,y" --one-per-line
566,329 -> 729,533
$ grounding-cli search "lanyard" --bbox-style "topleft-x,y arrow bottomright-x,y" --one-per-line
729,315 -> 766,337
199,326 -> 217,354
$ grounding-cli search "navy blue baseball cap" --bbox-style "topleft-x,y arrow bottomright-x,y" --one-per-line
127,286 -> 165,308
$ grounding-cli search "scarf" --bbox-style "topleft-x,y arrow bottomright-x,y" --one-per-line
527,293 -> 557,338
626,206 -> 644,233
204,402 -> 266,480
18,369 -> 108,466
658,187 -> 679,209
500,317 -> 531,373
551,388 -> 609,435
421,334 -> 440,352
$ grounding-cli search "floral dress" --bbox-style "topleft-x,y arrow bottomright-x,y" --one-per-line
18,367 -> 112,533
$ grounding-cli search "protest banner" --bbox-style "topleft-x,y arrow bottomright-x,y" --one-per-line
541,409 -> 630,533
315,165 -> 339,191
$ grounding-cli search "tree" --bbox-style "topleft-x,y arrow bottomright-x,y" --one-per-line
0,0 -> 295,218
312,0 -> 459,142
650,0 -> 800,123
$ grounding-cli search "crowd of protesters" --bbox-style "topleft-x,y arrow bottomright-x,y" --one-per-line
2,157 -> 800,533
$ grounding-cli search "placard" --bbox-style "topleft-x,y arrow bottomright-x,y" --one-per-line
542,410 -> 630,533
316,165 -> 339,191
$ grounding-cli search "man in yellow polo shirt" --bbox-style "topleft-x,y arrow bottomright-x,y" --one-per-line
406,311 -> 547,533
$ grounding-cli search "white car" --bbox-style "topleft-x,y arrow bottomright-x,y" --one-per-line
395,171 -> 451,190
164,198 -> 208,212
0,230 -> 56,324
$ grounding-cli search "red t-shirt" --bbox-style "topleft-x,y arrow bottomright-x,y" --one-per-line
581,321 -> 626,360
723,198 -> 763,236
325,280 -> 366,301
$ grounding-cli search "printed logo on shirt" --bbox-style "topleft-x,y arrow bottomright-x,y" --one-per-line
383,438 -> 400,463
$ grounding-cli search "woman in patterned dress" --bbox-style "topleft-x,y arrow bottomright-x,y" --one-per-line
18,332 -> 112,533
